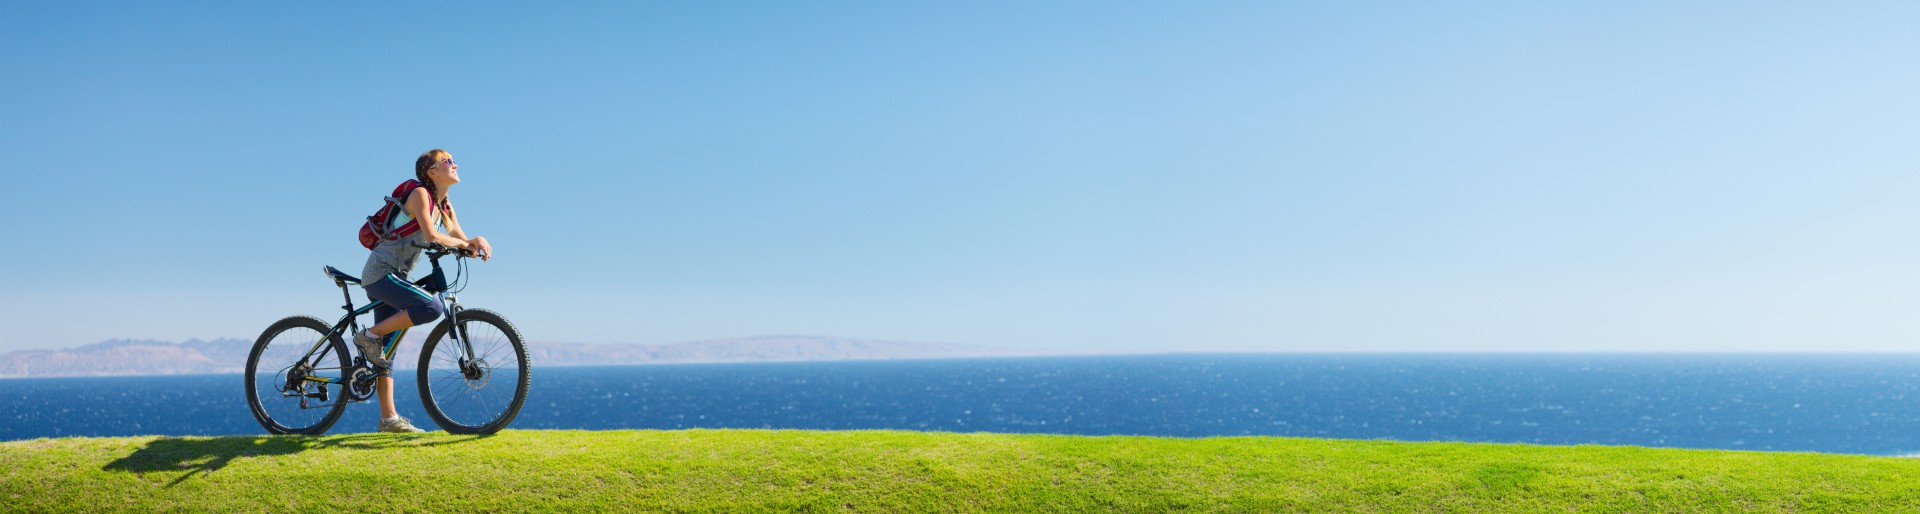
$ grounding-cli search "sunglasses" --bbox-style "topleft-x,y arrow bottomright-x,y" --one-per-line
433,158 -> 457,169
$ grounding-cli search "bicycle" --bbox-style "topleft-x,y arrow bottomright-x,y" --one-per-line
244,242 -> 531,435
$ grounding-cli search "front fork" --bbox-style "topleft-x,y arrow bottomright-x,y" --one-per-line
440,293 -> 469,356
442,296 -> 488,380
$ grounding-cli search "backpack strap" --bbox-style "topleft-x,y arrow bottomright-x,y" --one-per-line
380,182 -> 442,240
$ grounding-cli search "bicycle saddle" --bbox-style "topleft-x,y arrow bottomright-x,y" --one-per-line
323,265 -> 362,285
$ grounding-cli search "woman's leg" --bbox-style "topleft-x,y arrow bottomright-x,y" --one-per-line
362,274 -> 445,354
368,310 -> 414,420
368,311 -> 416,337
378,376 -> 400,419
364,307 -> 412,419
362,274 -> 446,422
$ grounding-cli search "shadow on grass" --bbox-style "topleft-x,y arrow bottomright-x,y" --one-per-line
102,433 -> 486,487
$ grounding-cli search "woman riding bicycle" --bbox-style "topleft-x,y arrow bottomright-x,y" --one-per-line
356,148 -> 494,433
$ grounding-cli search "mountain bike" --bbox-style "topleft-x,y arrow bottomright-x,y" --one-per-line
244,242 -> 530,435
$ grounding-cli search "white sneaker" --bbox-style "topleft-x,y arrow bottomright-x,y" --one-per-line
354,330 -> 389,369
379,416 -> 426,433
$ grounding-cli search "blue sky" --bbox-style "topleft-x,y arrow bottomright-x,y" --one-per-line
3,2 -> 1917,353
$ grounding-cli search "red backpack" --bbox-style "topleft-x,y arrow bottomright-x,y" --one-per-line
358,180 -> 438,250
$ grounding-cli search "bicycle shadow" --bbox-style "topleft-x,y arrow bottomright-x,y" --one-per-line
102,433 -> 486,487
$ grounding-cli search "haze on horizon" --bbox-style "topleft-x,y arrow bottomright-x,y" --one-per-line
3,2 -> 1916,354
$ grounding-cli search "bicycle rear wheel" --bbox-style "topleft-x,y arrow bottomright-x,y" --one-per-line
245,315 -> 351,435
416,308 -> 530,434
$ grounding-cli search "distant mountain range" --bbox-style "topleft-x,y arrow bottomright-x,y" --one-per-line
0,336 -> 1045,379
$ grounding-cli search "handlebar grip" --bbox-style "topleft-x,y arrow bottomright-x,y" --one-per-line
411,241 -> 477,257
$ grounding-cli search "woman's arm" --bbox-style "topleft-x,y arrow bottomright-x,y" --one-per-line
406,188 -> 468,249
426,194 -> 493,261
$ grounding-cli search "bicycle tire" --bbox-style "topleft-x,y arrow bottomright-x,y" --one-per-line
416,308 -> 531,434
245,315 -> 351,435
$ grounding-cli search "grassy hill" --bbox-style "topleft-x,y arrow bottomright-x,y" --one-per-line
5,429 -> 1920,512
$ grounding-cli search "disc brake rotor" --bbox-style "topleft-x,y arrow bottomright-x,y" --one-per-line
460,357 -> 491,388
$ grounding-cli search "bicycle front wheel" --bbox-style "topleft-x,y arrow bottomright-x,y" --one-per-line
416,308 -> 531,434
245,315 -> 350,435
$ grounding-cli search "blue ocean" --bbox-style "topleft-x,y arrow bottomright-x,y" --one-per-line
5,354 -> 1920,456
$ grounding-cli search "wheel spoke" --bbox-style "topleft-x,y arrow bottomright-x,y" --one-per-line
476,340 -> 506,363
476,386 -> 495,424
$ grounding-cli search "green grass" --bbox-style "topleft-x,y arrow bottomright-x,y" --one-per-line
5,429 -> 1920,512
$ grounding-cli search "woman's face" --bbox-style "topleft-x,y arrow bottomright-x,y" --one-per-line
429,154 -> 460,186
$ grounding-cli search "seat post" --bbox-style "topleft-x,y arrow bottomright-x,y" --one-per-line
339,282 -> 356,314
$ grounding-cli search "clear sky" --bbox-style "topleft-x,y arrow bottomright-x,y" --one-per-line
3,2 -> 1917,353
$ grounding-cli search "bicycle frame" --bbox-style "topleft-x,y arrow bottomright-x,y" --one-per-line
289,257 -> 473,390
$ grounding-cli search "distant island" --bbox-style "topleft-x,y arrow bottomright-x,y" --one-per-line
0,336 -> 1046,379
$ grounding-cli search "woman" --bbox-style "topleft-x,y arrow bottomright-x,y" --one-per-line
356,148 -> 494,433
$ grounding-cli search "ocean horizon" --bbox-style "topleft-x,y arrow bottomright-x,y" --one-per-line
6,353 -> 1919,456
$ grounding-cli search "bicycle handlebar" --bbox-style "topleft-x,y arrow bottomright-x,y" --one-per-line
411,241 -> 481,259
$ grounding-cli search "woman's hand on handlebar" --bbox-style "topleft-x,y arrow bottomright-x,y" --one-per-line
466,236 -> 492,262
